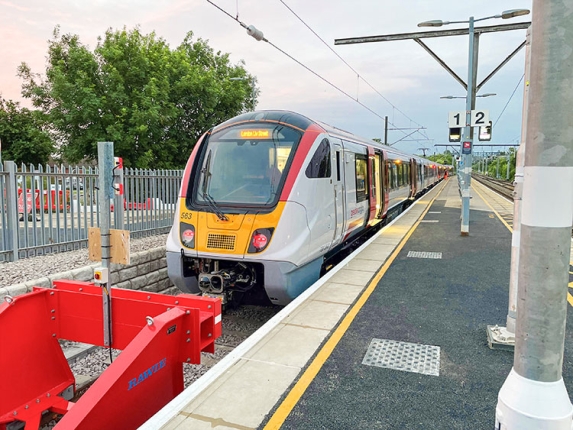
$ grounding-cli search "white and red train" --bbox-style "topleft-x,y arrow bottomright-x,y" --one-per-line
167,110 -> 446,305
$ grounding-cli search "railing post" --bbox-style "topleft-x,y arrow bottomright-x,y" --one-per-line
4,161 -> 19,262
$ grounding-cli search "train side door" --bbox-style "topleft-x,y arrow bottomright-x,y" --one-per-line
376,150 -> 386,218
331,141 -> 345,247
410,158 -> 417,197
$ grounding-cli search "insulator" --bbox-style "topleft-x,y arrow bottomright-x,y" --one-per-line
247,25 -> 264,41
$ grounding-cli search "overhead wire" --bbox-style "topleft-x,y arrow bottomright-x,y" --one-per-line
493,73 -> 525,129
206,0 -> 429,144
278,0 -> 426,132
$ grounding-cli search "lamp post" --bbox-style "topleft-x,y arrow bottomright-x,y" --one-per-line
419,9 -> 529,235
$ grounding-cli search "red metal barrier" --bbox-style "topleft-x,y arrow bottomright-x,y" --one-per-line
17,188 -> 69,212
0,280 -> 221,429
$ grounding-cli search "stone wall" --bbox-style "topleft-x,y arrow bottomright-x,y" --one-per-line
0,247 -> 178,301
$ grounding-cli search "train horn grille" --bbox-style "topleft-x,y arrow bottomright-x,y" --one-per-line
207,234 -> 236,251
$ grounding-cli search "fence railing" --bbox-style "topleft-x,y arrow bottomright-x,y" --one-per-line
0,161 -> 183,262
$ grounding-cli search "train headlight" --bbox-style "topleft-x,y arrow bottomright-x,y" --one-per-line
248,228 -> 274,253
180,222 -> 195,248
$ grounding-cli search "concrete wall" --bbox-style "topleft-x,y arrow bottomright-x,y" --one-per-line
0,247 -> 179,301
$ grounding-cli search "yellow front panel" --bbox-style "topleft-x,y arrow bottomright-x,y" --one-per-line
178,200 -> 287,255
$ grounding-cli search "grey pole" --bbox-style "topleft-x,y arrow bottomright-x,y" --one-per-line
496,0 -> 573,427
496,154 -> 500,178
506,150 -> 511,180
384,116 -> 389,145
5,161 -> 19,262
461,16 -> 478,236
488,34 -> 530,345
97,142 -> 115,348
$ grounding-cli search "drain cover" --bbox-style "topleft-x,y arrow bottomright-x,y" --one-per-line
407,251 -> 442,259
362,339 -> 440,376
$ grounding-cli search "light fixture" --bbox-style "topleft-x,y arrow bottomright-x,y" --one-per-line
501,9 -> 530,19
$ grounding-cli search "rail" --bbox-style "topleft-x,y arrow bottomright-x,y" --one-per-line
472,173 -> 514,200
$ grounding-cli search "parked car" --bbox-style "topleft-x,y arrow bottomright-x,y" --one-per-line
65,177 -> 84,190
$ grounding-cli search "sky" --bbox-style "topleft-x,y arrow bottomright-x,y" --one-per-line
0,0 -> 532,156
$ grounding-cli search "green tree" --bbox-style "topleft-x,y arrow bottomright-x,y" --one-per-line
0,97 -> 54,165
427,150 -> 453,166
18,26 -> 257,168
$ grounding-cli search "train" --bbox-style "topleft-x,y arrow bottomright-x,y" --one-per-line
166,110 -> 447,306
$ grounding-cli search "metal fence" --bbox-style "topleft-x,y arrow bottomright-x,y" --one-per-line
0,161 -> 183,262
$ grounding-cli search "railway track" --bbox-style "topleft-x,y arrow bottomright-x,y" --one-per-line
471,173 -> 514,200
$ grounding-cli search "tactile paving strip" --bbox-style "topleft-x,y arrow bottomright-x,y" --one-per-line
362,339 -> 440,376
407,251 -> 442,259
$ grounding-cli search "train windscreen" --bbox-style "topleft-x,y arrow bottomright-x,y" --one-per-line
192,123 -> 301,206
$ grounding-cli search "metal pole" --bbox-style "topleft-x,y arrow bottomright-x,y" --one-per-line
113,161 -> 124,230
5,161 -> 19,262
497,0 -> 573,426
488,39 -> 529,344
384,116 -> 389,145
496,154 -> 500,178
97,142 -> 115,348
507,32 -> 531,337
461,16 -> 478,236
507,150 -> 511,180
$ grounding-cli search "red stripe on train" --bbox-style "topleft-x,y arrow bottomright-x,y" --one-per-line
279,123 -> 324,201
180,132 -> 208,198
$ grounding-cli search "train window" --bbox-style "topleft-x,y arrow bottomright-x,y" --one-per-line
355,154 -> 368,202
397,163 -> 403,187
371,160 -> 376,196
191,123 -> 301,207
387,161 -> 395,190
306,139 -> 331,178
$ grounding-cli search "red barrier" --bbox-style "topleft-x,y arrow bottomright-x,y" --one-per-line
17,188 -> 69,212
0,281 -> 221,429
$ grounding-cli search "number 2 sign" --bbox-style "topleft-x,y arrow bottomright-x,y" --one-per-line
471,110 -> 489,127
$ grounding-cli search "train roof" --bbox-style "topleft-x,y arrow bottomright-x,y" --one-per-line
213,110 -> 435,165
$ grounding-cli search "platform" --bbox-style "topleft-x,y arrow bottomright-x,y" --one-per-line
143,177 -> 573,429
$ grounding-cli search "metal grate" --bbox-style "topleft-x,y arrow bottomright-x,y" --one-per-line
407,251 -> 442,259
207,234 -> 236,250
362,339 -> 440,376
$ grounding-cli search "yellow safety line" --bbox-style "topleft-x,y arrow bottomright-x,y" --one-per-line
263,179 -> 449,430
472,183 -> 513,233
474,182 -> 573,307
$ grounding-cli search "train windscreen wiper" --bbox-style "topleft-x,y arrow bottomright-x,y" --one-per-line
203,192 -> 228,221
201,150 -> 228,221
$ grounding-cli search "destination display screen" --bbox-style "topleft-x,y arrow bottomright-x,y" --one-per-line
239,129 -> 271,139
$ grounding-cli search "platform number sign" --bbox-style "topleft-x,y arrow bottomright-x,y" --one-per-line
471,109 -> 489,127
448,111 -> 465,128
449,110 -> 490,128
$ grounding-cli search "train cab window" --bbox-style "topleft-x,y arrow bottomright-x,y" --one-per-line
191,123 -> 301,207
355,154 -> 368,202
306,139 -> 331,178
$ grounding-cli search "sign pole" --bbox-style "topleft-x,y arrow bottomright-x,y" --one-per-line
461,16 -> 478,236
97,142 -> 115,348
